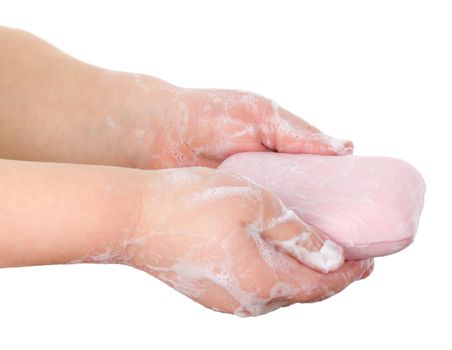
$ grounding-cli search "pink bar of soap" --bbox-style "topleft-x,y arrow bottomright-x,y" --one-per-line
218,152 -> 426,260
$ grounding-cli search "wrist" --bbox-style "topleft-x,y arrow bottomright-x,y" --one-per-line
0,160 -> 149,268
68,166 -> 150,266
97,69 -> 179,169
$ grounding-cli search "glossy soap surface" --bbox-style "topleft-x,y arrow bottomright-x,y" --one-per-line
219,152 -> 426,259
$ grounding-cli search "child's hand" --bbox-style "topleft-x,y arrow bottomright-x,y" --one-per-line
0,28 -> 372,318
0,28 -> 353,170
138,86 -> 354,169
0,158 -> 371,317
122,167 -> 372,316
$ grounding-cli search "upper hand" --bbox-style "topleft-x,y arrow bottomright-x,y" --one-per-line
144,87 -> 353,169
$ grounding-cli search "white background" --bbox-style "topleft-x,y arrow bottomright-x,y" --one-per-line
1,0 -> 451,349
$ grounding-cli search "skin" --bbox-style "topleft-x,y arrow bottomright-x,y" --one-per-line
0,159 -> 373,316
0,26 -> 353,169
0,27 -> 371,316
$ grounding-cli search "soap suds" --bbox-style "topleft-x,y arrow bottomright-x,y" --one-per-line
135,129 -> 146,138
105,115 -> 116,129
68,247 -> 126,264
266,209 -> 299,230
269,237 -> 343,273
133,74 -> 150,93
188,186 -> 255,204
144,256 -> 305,317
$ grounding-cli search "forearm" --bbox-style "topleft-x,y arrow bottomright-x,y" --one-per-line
0,26 -> 172,167
0,158 -> 145,267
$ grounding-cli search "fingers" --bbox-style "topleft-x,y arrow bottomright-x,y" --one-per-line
261,208 -> 344,273
314,258 -> 374,300
291,258 -> 375,303
256,99 -> 354,156
321,258 -> 374,289
180,89 -> 353,167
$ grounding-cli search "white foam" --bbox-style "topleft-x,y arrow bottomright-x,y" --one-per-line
266,209 -> 299,230
188,186 -> 255,204
165,168 -> 203,184
133,73 -> 150,92
270,236 -> 343,273
105,115 -> 116,129
324,136 -> 353,155
135,129 -> 146,138
67,247 -> 124,264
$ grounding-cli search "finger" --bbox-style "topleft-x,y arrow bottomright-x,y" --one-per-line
261,208 -> 344,273
320,258 -> 374,290
194,157 -> 223,168
257,99 -> 354,155
317,258 -> 375,299
358,258 -> 374,280
291,258 -> 375,303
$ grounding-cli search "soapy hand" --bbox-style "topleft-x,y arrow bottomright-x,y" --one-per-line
131,83 -> 354,169
0,27 -> 354,171
0,28 -> 374,318
122,167 -> 372,316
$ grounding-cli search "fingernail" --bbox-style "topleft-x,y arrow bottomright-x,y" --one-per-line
358,259 -> 375,280
326,137 -> 354,155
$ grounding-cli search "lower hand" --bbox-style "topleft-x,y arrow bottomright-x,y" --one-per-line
120,167 -> 371,316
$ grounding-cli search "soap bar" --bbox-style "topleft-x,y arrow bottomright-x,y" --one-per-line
218,152 -> 425,260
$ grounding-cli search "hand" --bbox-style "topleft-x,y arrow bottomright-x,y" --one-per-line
122,167 -> 372,316
0,28 -> 352,170
126,80 -> 354,169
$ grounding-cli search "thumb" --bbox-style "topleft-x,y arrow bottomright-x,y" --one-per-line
261,209 -> 344,273
257,100 -> 354,155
